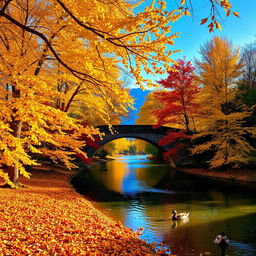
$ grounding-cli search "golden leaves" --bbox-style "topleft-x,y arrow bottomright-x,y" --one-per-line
0,0 -> 243,184
0,169 -> 164,255
192,37 -> 255,168
233,11 -> 240,18
204,19 -> 222,33
220,0 -> 232,9
215,21 -> 222,30
198,0 -> 238,32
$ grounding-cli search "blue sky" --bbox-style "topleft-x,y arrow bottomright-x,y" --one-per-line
122,88 -> 150,124
171,0 -> 256,60
122,0 -> 256,124
126,0 -> 256,87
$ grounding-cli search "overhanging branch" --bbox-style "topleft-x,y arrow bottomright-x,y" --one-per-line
0,10 -> 102,83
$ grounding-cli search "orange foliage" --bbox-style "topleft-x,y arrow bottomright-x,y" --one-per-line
0,167 -> 171,255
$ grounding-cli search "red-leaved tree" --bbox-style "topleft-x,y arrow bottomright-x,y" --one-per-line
153,58 -> 200,161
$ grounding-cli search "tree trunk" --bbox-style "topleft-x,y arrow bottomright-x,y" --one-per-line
7,166 -> 20,187
168,157 -> 176,168
181,94 -> 190,132
5,120 -> 23,187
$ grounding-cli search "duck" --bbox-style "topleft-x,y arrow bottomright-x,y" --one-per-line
214,232 -> 230,256
171,209 -> 190,220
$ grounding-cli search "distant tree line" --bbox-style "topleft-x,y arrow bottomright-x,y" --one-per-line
137,37 -> 256,169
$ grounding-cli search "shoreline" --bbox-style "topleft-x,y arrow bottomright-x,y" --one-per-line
176,167 -> 256,183
0,166 -> 160,255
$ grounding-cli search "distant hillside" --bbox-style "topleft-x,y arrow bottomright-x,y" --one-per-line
121,88 -> 150,125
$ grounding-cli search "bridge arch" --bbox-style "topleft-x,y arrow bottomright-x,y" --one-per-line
83,125 -> 180,166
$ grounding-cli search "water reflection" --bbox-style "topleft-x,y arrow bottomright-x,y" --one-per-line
91,160 -> 129,193
71,155 -> 256,256
90,156 -> 172,195
171,218 -> 190,230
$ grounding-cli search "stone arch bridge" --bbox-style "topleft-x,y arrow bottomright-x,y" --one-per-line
83,125 -> 182,165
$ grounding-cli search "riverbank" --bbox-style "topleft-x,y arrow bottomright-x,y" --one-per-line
177,167 -> 256,183
0,166 -> 166,255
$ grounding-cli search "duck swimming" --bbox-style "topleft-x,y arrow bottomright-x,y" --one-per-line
171,210 -> 190,220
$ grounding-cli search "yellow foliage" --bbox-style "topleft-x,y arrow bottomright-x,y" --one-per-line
0,1 -> 240,185
135,140 -> 147,152
193,37 -> 256,168
136,91 -> 162,125
100,138 -> 135,156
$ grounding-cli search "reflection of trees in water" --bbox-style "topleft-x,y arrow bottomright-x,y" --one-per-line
135,165 -> 174,188
91,160 -> 129,193
91,160 -> 174,194
72,161 -> 256,208
71,160 -> 177,203
70,170 -> 133,202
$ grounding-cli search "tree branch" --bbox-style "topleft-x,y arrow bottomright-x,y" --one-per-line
0,11 -> 101,83
0,0 -> 13,12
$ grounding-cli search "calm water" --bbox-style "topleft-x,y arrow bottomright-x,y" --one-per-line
71,155 -> 256,256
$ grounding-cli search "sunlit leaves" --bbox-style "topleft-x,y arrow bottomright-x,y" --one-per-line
0,0 -> 243,185
154,58 -> 199,132
0,0 -> 136,185
200,18 -> 208,25
136,91 -> 162,126
198,0 -> 238,32
233,11 -> 240,18
0,169 -> 166,255
193,37 -> 256,168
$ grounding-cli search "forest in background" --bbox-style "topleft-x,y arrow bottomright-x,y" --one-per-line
103,37 -> 256,169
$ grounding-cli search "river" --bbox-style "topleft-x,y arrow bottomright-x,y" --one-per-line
71,155 -> 256,256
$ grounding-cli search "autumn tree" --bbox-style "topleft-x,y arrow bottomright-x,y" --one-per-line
135,59 -> 199,161
0,0 -> 136,186
136,92 -> 163,126
0,0 -> 239,186
148,58 -> 199,161
192,37 -> 256,168
0,2 -> 95,186
154,58 -> 199,132
236,42 -> 256,127
95,138 -> 133,157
